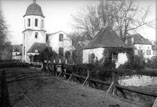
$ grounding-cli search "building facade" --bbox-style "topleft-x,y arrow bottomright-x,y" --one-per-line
22,0 -> 46,63
47,31 -> 74,56
12,45 -> 22,61
83,26 -> 127,65
22,1 -> 74,63
126,34 -> 154,61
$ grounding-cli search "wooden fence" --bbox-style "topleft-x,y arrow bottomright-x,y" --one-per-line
43,63 -> 157,106
1,61 -> 156,106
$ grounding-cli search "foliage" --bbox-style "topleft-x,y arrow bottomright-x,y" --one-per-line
65,51 -> 70,59
72,50 -> 82,64
38,47 -> 57,62
0,11 -> 9,46
118,55 -> 144,70
145,56 -> 157,69
151,56 -> 157,68
144,59 -> 152,68
0,11 -> 7,46
0,11 -> 11,60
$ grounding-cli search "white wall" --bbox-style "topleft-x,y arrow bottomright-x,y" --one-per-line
83,48 -> 104,63
49,33 -> 59,53
48,31 -> 74,54
134,44 -> 154,60
24,15 -> 45,30
22,15 -> 46,63
83,48 -> 128,67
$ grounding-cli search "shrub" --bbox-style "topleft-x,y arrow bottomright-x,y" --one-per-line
151,56 -> 157,68
118,55 -> 144,70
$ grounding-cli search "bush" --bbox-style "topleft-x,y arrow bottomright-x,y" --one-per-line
118,62 -> 144,70
118,55 -> 144,70
145,59 -> 152,68
151,56 -> 157,68
143,57 -> 157,69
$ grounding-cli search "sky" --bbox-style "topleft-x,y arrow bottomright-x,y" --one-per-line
1,0 -> 156,45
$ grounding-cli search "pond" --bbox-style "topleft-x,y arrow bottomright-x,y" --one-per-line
118,75 -> 157,86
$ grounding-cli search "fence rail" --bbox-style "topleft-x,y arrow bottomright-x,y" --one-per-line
42,63 -> 157,106
0,62 -> 157,106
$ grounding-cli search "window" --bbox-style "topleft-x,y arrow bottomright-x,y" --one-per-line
138,50 -> 143,55
41,20 -> 44,28
59,34 -> 63,41
24,47 -> 25,55
147,50 -> 151,55
28,18 -> 30,27
59,47 -> 64,57
35,32 -> 38,38
35,19 -> 38,27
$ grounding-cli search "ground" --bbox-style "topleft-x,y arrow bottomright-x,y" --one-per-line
1,68 -> 146,107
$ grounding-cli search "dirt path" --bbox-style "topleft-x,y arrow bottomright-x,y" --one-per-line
2,68 -> 145,107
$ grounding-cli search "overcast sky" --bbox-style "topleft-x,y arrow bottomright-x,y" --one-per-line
1,0 -> 156,45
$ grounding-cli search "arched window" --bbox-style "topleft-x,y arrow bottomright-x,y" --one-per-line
35,19 -> 38,27
35,32 -> 38,38
59,33 -> 63,41
28,18 -> 30,27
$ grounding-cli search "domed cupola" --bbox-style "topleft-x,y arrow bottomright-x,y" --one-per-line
24,0 -> 44,17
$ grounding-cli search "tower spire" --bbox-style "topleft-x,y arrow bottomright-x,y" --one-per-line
33,0 -> 36,3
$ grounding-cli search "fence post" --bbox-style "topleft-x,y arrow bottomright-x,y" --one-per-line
58,64 -> 64,77
106,71 -> 118,95
68,65 -> 74,81
152,97 -> 157,107
54,64 -> 57,76
82,68 -> 90,86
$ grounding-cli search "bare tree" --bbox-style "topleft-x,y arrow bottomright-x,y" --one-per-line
0,11 -> 11,59
0,11 -> 7,47
72,0 -> 155,41
72,6 -> 102,38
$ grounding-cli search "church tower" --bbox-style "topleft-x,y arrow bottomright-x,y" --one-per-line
22,0 -> 46,62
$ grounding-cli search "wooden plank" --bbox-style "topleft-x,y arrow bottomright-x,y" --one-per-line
68,74 -> 73,80
64,72 -> 71,76
89,78 -> 110,86
106,82 -> 114,94
56,64 -> 157,98
82,70 -> 90,85
72,74 -> 86,79
116,85 -> 157,97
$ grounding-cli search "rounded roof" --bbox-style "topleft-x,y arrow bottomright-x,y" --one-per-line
24,3 -> 44,17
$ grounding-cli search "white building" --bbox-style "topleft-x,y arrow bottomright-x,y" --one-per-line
47,31 -> 74,56
83,26 -> 127,65
22,0 -> 46,62
22,1 -> 74,63
12,45 -> 22,61
126,34 -> 154,61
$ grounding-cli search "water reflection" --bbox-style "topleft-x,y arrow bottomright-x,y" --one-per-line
118,75 -> 157,86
